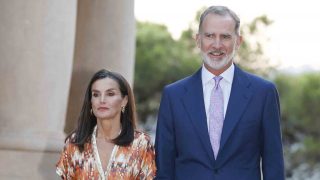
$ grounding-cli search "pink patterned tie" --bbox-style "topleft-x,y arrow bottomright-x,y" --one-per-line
209,76 -> 224,159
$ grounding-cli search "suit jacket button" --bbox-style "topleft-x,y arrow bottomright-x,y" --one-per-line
214,169 -> 219,174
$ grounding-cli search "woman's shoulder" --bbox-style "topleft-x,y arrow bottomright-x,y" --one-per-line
64,133 -> 77,146
134,130 -> 152,140
132,130 -> 153,147
63,133 -> 91,152
62,133 -> 77,150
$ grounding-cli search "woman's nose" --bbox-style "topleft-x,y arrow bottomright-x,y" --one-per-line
99,95 -> 106,103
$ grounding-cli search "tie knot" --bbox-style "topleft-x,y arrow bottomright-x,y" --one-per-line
213,76 -> 223,87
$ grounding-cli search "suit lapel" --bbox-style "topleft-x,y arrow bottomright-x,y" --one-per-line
219,66 -> 253,152
181,68 -> 215,163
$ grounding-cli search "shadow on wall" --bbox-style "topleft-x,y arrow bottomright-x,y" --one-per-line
64,69 -> 97,134
38,142 -> 62,180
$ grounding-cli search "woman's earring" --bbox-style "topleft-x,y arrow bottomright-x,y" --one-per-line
121,106 -> 125,113
90,108 -> 93,115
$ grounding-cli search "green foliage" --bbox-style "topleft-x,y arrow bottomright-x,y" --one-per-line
274,72 -> 320,168
237,15 -> 274,77
134,22 -> 200,123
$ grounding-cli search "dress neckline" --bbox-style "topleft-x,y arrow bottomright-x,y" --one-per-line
92,125 -> 119,180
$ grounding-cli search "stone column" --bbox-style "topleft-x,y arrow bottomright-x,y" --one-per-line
65,0 -> 136,133
0,0 -> 77,179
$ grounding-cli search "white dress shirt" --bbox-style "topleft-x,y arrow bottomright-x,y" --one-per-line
201,63 -> 235,130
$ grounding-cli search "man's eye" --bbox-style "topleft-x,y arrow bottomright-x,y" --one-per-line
205,34 -> 213,38
222,35 -> 231,39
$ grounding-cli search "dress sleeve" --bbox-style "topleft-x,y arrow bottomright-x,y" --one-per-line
138,135 -> 157,180
56,139 -> 74,179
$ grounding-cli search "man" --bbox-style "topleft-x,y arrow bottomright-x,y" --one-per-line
155,6 -> 284,180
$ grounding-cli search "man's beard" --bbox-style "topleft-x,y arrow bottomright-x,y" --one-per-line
201,47 -> 236,70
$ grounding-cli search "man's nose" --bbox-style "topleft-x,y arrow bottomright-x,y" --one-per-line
211,38 -> 223,48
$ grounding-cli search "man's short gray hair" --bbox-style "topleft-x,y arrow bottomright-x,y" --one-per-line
198,6 -> 241,35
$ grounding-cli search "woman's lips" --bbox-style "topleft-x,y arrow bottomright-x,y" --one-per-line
98,107 -> 108,111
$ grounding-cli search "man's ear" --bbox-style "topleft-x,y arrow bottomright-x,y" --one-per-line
236,35 -> 243,49
195,33 -> 201,48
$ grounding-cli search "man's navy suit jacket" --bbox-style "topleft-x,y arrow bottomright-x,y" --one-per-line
155,65 -> 284,180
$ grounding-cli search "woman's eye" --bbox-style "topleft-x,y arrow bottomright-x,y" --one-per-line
107,92 -> 115,96
92,93 -> 99,97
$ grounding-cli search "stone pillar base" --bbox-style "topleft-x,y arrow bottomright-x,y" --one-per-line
0,149 -> 60,180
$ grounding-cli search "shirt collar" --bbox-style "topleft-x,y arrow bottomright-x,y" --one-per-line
201,63 -> 235,86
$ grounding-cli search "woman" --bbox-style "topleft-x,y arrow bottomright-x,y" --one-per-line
56,69 -> 156,179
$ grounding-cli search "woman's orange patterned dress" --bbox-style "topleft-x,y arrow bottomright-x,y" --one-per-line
56,126 -> 156,180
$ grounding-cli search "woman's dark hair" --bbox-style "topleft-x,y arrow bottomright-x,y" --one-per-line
66,69 -> 137,151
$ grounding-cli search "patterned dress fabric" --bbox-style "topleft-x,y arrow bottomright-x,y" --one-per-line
56,126 -> 156,180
